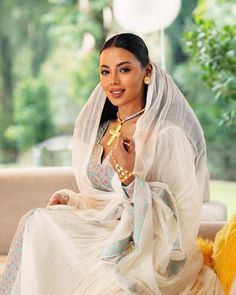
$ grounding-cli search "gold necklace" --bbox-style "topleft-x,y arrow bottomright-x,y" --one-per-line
107,108 -> 145,146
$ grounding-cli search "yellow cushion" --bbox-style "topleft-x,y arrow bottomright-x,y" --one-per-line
196,237 -> 214,268
213,213 -> 236,295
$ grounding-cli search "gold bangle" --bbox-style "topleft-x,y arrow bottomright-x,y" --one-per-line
111,155 -> 134,183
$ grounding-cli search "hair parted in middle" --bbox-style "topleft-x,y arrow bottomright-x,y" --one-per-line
100,33 -> 150,124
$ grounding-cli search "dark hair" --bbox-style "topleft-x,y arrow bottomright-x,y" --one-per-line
100,33 -> 150,68
100,33 -> 150,124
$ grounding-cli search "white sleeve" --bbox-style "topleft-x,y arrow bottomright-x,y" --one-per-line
154,125 -> 203,252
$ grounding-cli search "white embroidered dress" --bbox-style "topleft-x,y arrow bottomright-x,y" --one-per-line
0,64 -> 223,295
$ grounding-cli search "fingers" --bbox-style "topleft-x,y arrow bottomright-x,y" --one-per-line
122,137 -> 130,151
114,134 -> 134,152
111,134 -> 136,172
127,138 -> 135,153
47,195 -> 69,206
48,198 -> 60,206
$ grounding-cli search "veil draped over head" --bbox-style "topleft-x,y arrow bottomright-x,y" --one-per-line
72,63 -> 210,294
73,63 -> 206,199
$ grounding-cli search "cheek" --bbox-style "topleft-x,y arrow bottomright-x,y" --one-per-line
126,75 -> 144,91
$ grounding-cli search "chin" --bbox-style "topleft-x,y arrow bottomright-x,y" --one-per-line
107,97 -> 126,107
110,101 -> 124,107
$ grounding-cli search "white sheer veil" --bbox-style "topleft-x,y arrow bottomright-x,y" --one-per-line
72,62 -> 207,200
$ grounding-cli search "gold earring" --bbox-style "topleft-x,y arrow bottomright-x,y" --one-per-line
144,76 -> 151,85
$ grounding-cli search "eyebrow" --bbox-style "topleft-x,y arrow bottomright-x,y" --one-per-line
100,61 -> 132,68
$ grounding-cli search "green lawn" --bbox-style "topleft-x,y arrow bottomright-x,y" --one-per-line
210,180 -> 236,220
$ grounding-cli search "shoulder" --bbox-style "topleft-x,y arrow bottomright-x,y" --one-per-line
158,122 -> 205,156
158,123 -> 188,142
157,123 -> 197,157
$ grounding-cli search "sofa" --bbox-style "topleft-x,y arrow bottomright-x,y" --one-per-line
0,167 -> 227,274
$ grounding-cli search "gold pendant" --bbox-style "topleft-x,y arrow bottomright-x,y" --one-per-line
107,123 -> 122,146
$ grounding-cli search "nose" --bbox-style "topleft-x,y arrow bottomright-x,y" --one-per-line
110,70 -> 120,85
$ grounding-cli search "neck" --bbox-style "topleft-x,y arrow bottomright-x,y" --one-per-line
118,103 -> 145,121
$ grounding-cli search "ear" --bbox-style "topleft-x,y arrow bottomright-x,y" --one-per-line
145,64 -> 153,77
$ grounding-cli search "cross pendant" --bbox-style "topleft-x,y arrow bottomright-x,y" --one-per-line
107,123 -> 122,146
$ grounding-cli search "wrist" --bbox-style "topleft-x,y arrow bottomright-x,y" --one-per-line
111,155 -> 134,184
122,175 -> 135,186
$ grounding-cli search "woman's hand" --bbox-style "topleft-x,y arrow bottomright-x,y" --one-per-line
110,134 -> 136,185
47,193 -> 70,206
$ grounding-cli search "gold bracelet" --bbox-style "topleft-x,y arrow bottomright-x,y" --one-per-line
111,155 -> 134,183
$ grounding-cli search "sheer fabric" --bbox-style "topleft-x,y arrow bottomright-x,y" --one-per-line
71,63 -> 223,294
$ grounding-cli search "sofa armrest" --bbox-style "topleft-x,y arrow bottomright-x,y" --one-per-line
0,167 -> 78,255
198,221 -> 226,241
201,201 -> 227,221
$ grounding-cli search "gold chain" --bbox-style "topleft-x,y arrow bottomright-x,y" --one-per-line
107,108 -> 145,146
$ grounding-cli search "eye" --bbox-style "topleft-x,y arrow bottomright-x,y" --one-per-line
120,67 -> 130,73
100,69 -> 110,76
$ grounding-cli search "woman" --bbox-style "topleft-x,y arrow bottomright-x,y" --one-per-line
0,33 -> 224,294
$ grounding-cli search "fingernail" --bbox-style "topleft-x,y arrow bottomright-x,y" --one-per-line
123,141 -> 130,146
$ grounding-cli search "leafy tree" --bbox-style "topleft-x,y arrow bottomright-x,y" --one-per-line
48,0 -> 111,49
0,0 -> 52,160
183,1 -> 236,127
5,79 -> 55,152
173,0 -> 236,180
174,63 -> 236,180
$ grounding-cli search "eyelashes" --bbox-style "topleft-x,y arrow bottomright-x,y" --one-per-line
100,70 -> 109,75
100,68 -> 131,76
120,67 -> 130,73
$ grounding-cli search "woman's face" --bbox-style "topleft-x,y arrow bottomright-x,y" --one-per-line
99,47 -> 150,109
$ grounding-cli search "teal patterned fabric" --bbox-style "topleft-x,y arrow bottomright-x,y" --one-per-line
0,209 -> 37,293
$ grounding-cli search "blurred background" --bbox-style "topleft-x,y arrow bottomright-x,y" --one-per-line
0,0 -> 235,216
